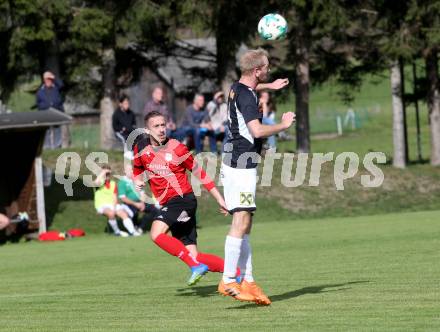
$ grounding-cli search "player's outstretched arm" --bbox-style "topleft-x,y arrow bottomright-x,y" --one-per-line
178,145 -> 228,215
208,187 -> 229,216
256,78 -> 289,91
247,111 -> 296,139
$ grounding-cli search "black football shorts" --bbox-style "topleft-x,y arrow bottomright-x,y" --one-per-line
155,193 -> 198,245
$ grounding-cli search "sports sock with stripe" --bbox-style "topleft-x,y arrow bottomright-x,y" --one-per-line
154,233 -> 199,268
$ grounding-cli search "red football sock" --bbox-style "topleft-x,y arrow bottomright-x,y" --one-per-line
154,234 -> 199,268
197,252 -> 241,277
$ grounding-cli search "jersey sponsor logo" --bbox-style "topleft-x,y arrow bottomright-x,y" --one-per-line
142,147 -> 193,203
239,192 -> 254,206
177,210 -> 191,223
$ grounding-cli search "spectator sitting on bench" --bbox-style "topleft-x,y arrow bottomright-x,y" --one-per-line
112,94 -> 137,150
144,86 -> 184,141
205,91 -> 228,152
117,162 -> 159,233
93,164 -> 140,237
181,93 -> 217,153
259,90 -> 277,151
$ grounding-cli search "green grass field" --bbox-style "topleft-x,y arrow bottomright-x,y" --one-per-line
4,65 -> 439,331
1,210 -> 439,331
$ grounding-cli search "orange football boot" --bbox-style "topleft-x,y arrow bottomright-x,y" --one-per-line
218,280 -> 256,302
241,280 -> 271,305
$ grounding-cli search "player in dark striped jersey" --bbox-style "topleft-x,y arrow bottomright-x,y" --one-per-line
219,48 -> 295,304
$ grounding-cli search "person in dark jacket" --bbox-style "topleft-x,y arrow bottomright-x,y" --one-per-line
36,71 -> 64,112
36,71 -> 65,148
112,94 -> 137,149
181,94 -> 216,153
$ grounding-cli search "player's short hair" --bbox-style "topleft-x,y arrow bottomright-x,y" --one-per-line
118,94 -> 129,103
101,163 -> 111,171
239,48 -> 269,75
144,111 -> 165,124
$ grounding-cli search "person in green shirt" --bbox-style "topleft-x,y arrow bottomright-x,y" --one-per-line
117,163 -> 158,233
94,164 -> 139,237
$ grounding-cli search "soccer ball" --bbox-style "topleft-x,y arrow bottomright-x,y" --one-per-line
258,13 -> 288,41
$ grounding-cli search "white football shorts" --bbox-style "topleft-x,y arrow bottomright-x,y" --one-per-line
96,204 -> 124,215
221,163 -> 257,213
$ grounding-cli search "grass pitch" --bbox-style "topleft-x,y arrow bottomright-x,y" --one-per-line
1,210 -> 439,331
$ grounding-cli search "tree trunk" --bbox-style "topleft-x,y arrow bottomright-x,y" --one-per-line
43,38 -> 61,77
390,59 -> 406,168
398,58 -> 409,163
425,49 -> 440,166
220,59 -> 236,98
216,4 -> 238,97
100,48 -> 116,150
216,37 -> 237,97
295,40 -> 311,153
100,97 -> 115,150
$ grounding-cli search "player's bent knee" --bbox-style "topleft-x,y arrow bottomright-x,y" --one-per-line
150,220 -> 168,241
150,231 -> 158,241
0,214 -> 10,230
116,210 -> 127,219
149,225 -> 162,241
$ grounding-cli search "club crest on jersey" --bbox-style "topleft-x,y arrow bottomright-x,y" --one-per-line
165,153 -> 172,162
240,192 -> 254,206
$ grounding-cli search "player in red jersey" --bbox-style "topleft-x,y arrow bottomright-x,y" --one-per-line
133,111 -> 239,286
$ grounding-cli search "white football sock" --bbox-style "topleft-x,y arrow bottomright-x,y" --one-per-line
238,234 -> 254,282
123,218 -> 136,235
108,219 -> 120,234
222,235 -> 243,283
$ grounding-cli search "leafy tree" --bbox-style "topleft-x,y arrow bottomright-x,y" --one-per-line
412,0 -> 440,166
366,0 -> 440,166
173,0 -> 270,94
280,0 -> 371,152
0,0 -> 70,99
369,1 -> 414,168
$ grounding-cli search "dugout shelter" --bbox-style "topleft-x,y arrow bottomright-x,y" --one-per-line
0,109 -> 71,234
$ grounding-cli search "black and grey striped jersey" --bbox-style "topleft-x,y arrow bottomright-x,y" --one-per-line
222,81 -> 263,169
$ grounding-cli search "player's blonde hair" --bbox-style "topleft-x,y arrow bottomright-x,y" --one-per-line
239,48 -> 269,75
